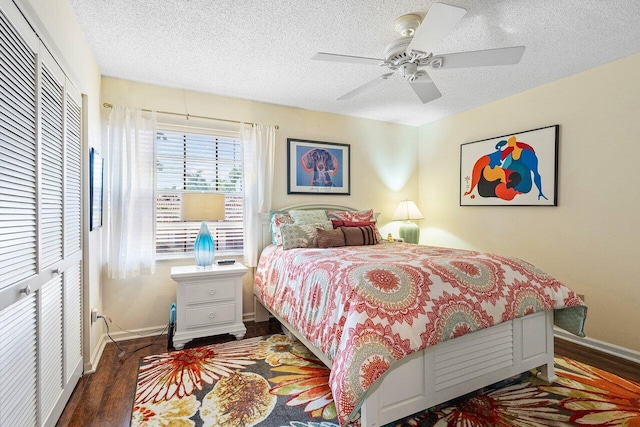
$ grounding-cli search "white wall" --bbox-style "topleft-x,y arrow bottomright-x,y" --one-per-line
100,77 -> 419,333
418,53 -> 640,352
16,0 -> 104,370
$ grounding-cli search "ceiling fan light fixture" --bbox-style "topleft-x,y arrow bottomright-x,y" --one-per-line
312,4 -> 524,105
394,14 -> 421,37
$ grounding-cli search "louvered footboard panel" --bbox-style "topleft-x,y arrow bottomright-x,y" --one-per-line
360,311 -> 555,427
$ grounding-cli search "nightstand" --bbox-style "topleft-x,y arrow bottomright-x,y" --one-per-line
170,263 -> 248,349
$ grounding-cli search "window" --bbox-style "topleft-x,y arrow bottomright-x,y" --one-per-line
156,128 -> 243,257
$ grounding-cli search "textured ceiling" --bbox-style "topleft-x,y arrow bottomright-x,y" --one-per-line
69,0 -> 640,126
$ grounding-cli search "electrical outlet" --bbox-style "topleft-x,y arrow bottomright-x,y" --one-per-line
91,309 -> 98,323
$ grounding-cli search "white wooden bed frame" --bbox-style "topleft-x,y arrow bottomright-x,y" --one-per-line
253,204 -> 557,427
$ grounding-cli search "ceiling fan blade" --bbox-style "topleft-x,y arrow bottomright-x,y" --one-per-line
407,3 -> 466,55
337,73 -> 394,100
409,74 -> 442,104
433,46 -> 526,69
312,52 -> 383,66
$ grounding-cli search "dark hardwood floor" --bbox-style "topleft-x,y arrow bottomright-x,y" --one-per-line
56,319 -> 640,427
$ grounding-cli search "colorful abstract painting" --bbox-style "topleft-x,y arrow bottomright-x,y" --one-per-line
460,125 -> 559,206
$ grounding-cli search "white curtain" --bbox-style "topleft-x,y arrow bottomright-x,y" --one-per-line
242,123 -> 275,267
106,107 -> 157,279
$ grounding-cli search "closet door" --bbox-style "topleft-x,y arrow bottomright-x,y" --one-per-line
0,1 -> 84,425
38,46 -> 66,425
0,3 -> 40,425
63,82 -> 83,391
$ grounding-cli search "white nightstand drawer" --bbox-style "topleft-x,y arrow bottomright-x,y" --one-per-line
186,280 -> 236,304
185,303 -> 236,328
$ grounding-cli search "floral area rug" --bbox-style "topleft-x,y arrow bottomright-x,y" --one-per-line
131,334 -> 640,427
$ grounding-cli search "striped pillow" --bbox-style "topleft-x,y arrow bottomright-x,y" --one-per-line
341,225 -> 377,246
327,209 -> 382,243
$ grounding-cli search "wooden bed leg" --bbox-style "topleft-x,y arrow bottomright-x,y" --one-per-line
254,297 -> 270,322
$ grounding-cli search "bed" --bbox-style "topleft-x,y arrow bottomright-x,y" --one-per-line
253,204 -> 587,427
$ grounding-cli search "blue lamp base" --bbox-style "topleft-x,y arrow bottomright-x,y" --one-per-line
194,222 -> 215,267
399,221 -> 420,244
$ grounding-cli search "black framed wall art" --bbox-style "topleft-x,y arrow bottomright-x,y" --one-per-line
460,125 -> 559,206
90,147 -> 104,230
287,138 -> 350,195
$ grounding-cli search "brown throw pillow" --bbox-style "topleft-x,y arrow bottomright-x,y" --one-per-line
317,227 -> 345,248
341,225 -> 377,246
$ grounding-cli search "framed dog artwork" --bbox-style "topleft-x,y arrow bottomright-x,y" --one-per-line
287,138 -> 350,195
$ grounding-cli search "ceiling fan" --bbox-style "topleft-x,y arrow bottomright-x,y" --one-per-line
312,3 -> 525,104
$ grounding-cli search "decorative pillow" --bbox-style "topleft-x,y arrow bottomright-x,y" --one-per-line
289,209 -> 328,225
326,209 -> 375,223
331,220 -> 376,229
316,227 -> 346,248
281,221 -> 333,250
327,209 -> 382,243
342,225 -> 377,246
270,211 -> 294,246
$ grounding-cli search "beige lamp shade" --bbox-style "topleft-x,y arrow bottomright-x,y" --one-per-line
181,193 -> 225,221
392,200 -> 424,221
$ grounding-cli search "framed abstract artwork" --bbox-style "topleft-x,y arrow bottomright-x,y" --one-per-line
90,147 -> 104,230
460,125 -> 559,206
287,138 -> 350,195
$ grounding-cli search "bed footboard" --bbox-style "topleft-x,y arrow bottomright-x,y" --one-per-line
359,310 -> 556,426
255,297 -> 555,427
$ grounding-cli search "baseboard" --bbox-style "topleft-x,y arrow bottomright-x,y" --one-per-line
83,325 -> 167,374
106,324 -> 171,342
554,327 -> 640,365
84,333 -> 108,374
101,314 -> 271,344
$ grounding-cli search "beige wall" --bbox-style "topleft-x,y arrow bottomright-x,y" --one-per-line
418,53 -> 640,352
101,77 -> 419,332
17,0 -> 103,369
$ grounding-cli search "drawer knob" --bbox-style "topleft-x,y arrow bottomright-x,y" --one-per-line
20,285 -> 31,295
209,312 -> 216,319
209,289 -> 216,295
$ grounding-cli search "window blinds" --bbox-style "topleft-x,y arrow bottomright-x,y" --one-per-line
156,129 -> 244,256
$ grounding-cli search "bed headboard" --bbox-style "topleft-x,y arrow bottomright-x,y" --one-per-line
258,203 -> 358,254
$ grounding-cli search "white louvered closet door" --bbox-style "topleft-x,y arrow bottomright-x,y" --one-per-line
64,81 -> 83,391
0,2 -> 40,426
0,0 -> 84,426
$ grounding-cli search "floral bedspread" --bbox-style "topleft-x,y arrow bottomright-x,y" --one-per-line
253,243 -> 587,425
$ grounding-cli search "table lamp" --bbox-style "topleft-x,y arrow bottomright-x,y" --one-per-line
392,199 -> 424,244
181,193 -> 225,267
